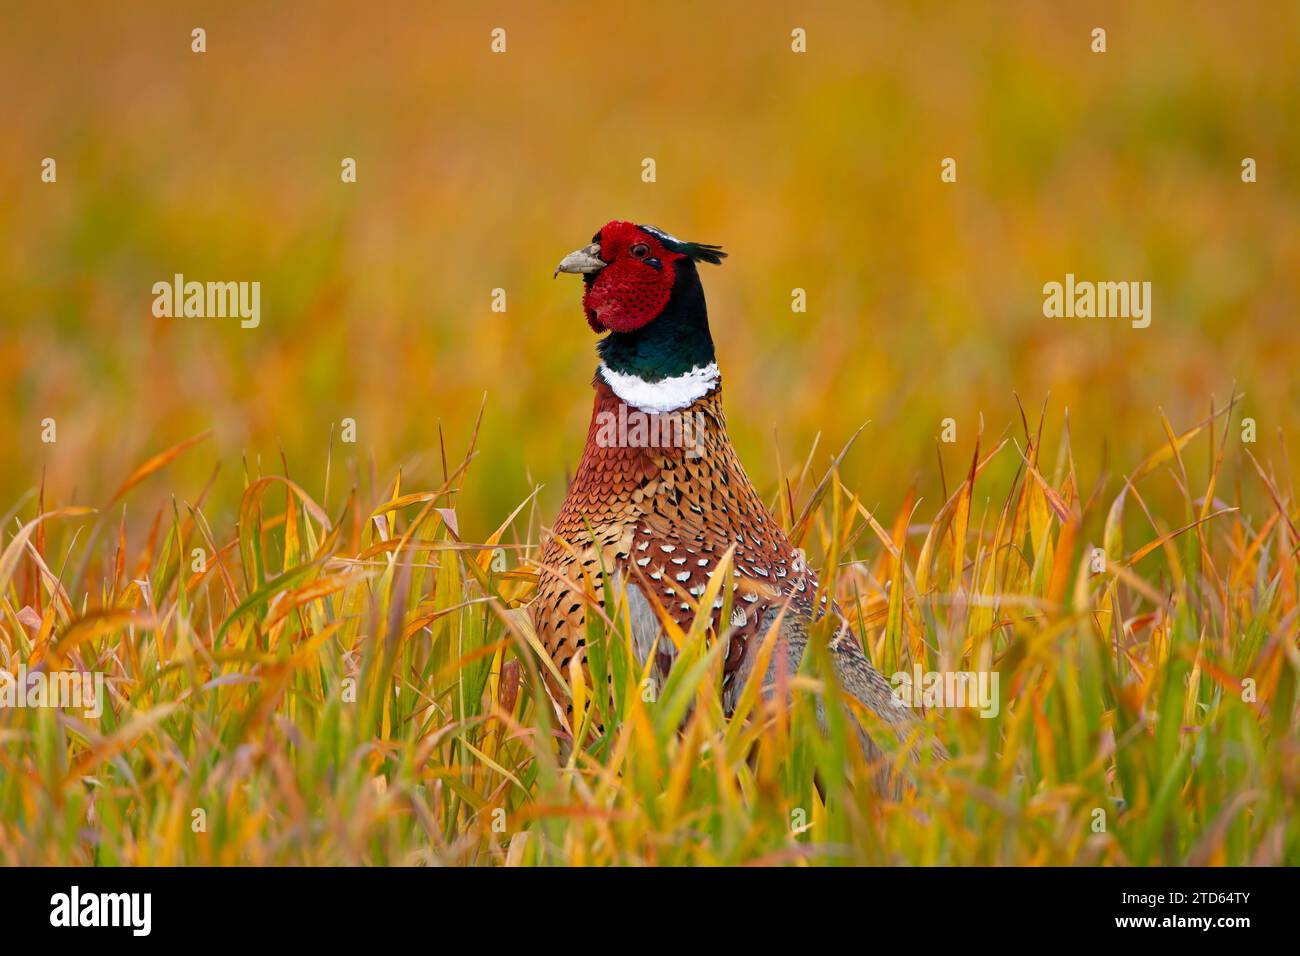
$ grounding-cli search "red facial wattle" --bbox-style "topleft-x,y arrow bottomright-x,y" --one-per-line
581,221 -> 680,333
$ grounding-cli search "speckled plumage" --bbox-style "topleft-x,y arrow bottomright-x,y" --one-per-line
534,375 -> 815,700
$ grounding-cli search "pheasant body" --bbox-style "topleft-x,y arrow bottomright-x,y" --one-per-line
535,375 -> 818,706
536,220 -> 930,786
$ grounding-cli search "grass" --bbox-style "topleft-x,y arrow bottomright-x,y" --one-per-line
0,393 -> 1295,866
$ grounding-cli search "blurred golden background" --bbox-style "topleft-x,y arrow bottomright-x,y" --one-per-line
3,0 -> 1298,539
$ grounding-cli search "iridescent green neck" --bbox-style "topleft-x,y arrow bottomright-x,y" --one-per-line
596,259 -> 715,381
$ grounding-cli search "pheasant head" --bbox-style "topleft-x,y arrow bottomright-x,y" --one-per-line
554,221 -> 727,409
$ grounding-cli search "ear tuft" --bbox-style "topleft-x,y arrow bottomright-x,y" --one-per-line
639,225 -> 728,266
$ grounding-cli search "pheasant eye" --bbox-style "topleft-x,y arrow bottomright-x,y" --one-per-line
630,242 -> 650,259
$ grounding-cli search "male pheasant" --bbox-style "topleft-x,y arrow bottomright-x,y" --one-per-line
535,220 -> 927,785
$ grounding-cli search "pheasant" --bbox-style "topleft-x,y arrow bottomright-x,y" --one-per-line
535,220 -> 929,785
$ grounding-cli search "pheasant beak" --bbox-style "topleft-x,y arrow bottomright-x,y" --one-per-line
553,242 -> 607,278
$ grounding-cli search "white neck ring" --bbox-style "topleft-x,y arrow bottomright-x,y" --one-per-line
599,362 -> 720,414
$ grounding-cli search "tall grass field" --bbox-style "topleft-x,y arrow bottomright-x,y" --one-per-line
2,396 -> 1296,865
